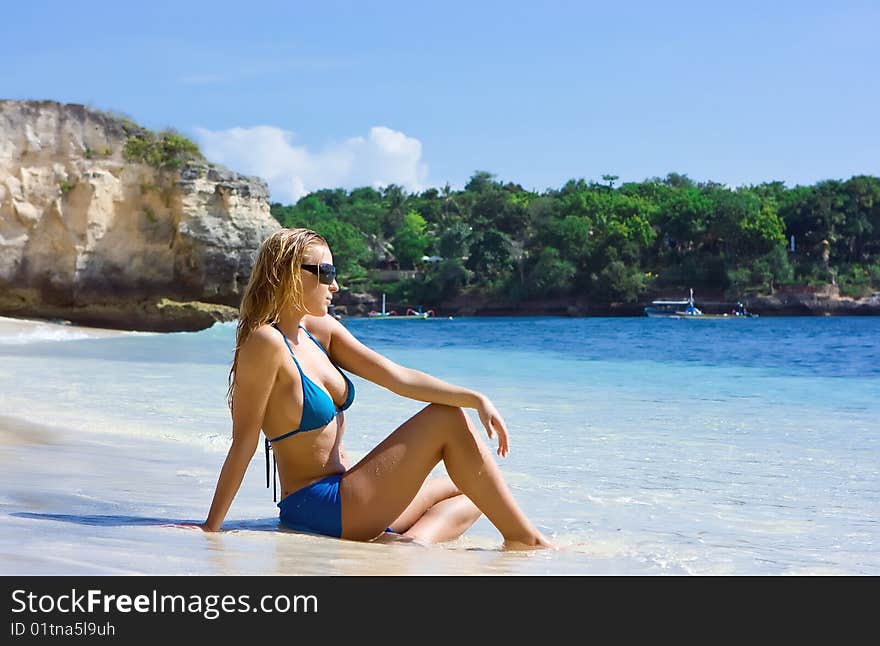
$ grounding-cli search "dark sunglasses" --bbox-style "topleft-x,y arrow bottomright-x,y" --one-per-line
301,263 -> 337,285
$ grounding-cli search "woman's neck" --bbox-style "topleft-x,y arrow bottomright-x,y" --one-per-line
275,309 -> 306,341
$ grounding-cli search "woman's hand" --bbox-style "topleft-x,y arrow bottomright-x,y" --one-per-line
475,394 -> 510,457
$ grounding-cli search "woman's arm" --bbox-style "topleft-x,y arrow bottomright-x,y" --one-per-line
326,316 -> 477,405
325,316 -> 511,456
202,328 -> 279,531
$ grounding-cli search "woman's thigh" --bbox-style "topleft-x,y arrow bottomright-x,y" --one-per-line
339,403 -> 474,540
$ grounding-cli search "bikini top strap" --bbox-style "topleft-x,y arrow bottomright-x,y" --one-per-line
272,323 -> 303,371
298,324 -> 329,356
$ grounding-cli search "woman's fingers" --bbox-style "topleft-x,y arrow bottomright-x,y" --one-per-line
493,416 -> 509,457
483,417 -> 502,453
476,398 -> 510,456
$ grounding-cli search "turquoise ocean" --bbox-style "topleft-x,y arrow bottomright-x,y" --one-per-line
0,315 -> 877,575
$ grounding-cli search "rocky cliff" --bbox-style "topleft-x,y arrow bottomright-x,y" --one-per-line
745,284 -> 880,316
0,100 -> 280,331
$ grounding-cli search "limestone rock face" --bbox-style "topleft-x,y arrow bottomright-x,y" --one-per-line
0,100 -> 280,330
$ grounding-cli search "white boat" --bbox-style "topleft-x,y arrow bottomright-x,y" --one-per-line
367,294 -> 440,319
644,289 -> 703,318
644,289 -> 758,319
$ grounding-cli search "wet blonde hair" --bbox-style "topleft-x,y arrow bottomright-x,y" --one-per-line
227,227 -> 329,409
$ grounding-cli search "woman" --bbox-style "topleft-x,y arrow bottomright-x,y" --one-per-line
199,228 -> 554,549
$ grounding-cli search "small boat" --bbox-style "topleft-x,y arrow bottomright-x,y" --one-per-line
644,289 -> 758,319
404,307 -> 436,319
728,302 -> 759,318
368,295 -> 441,319
368,293 -> 396,318
644,288 -> 703,318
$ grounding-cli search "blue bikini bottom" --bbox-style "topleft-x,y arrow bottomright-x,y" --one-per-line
277,473 -> 396,539
278,473 -> 344,538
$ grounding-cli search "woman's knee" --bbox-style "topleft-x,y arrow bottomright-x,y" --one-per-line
430,475 -> 461,499
423,404 -> 474,439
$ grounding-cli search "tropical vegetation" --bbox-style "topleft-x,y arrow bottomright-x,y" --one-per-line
268,171 -> 880,306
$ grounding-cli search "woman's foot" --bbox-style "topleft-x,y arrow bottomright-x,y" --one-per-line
502,532 -> 558,551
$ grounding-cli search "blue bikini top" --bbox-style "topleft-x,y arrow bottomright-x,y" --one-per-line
265,322 -> 355,501
269,322 -> 355,440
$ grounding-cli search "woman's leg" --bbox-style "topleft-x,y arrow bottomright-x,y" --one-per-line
387,475 -> 482,543
340,403 -> 553,548
388,476 -> 461,534
403,494 -> 482,543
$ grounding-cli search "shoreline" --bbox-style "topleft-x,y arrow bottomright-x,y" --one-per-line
0,411 -> 576,575
2,305 -> 880,339
337,283 -> 880,319
0,314 -> 142,338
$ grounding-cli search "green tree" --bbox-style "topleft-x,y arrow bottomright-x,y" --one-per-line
551,215 -> 593,269
418,258 -> 473,302
342,186 -> 385,237
380,184 -> 408,238
312,219 -> 372,281
438,221 -> 472,259
464,171 -> 499,193
392,211 -> 430,269
601,174 -> 619,188
268,170 -> 880,306
595,259 -> 649,302
525,247 -> 576,297
727,245 -> 793,294
839,176 -> 880,261
465,227 -> 514,287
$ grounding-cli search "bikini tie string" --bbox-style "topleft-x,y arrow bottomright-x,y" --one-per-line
264,438 -> 270,489
265,438 -> 278,503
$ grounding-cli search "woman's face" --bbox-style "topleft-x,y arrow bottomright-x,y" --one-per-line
299,244 -> 339,316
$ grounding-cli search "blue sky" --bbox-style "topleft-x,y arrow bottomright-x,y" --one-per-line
3,1 -> 878,203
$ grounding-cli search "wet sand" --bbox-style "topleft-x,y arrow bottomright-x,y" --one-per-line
0,413 -> 591,575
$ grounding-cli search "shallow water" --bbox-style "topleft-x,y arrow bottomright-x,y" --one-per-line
0,316 -> 877,574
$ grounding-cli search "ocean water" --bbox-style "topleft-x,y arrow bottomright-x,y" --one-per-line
0,316 -> 877,575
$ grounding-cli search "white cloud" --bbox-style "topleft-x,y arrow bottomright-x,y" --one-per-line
193,125 -> 429,203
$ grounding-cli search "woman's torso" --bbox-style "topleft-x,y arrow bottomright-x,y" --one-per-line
260,319 -> 350,498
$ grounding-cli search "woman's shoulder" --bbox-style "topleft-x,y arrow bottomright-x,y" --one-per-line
301,314 -> 338,345
239,324 -> 286,361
